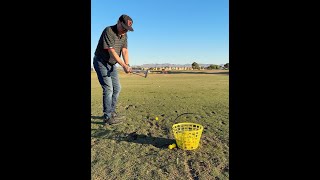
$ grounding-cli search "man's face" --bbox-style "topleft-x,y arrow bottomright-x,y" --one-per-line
117,21 -> 128,35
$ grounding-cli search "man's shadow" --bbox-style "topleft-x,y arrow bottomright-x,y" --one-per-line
91,128 -> 176,149
91,115 -> 105,125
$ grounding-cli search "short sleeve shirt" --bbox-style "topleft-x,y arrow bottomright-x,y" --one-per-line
94,25 -> 128,65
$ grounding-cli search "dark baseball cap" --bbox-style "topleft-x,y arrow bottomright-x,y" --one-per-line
119,14 -> 134,31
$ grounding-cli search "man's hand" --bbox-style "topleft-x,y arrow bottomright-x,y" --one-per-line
122,64 -> 132,73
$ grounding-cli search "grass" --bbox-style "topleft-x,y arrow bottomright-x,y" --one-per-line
91,69 -> 229,180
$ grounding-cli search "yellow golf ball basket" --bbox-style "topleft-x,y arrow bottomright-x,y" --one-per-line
172,123 -> 204,150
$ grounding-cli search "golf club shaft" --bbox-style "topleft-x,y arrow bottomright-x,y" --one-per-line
131,70 -> 148,78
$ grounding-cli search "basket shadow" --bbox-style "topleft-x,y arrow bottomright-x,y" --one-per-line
91,128 -> 175,149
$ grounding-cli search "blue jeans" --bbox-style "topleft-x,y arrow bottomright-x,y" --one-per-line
93,56 -> 121,119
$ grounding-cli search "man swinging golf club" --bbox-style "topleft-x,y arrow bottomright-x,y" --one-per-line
93,14 -> 134,125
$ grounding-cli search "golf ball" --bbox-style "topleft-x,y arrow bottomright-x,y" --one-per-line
168,143 -> 176,149
155,117 -> 159,120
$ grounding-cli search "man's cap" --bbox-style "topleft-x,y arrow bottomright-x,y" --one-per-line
119,14 -> 134,31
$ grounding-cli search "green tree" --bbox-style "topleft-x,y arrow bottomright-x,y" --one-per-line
224,63 -> 229,69
192,62 -> 200,70
207,64 -> 219,70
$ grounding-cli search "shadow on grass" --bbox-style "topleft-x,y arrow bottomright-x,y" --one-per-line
167,71 -> 229,75
91,128 -> 175,149
91,115 -> 104,125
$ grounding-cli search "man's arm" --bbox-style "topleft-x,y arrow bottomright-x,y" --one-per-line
122,47 -> 129,66
107,48 -> 131,73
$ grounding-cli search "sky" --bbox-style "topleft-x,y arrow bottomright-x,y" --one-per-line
91,0 -> 229,66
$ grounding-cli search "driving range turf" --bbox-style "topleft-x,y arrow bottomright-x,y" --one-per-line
91,70 -> 229,180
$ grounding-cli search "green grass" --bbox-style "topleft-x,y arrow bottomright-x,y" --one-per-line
91,70 -> 229,180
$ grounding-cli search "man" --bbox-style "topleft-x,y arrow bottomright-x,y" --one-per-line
93,14 -> 134,125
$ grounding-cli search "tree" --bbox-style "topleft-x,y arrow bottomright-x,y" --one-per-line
224,63 -> 229,69
207,64 -> 219,70
192,62 -> 200,70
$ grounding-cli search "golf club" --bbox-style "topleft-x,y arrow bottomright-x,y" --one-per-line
130,69 -> 149,78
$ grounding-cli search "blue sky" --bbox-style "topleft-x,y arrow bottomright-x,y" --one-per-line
91,0 -> 229,66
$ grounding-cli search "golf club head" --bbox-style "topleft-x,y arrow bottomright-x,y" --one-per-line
144,70 -> 149,78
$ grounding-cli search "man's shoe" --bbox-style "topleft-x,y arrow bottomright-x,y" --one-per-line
106,117 -> 122,125
103,115 -> 108,124
111,112 -> 118,118
111,112 -> 126,120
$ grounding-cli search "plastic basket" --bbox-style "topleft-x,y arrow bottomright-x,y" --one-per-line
172,123 -> 204,150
